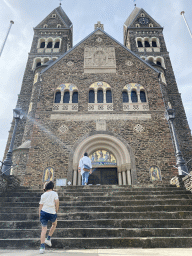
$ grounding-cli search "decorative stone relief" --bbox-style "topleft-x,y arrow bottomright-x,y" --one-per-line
96,37 -> 103,43
84,47 -> 116,73
67,61 -> 74,67
59,125 -> 69,134
126,60 -> 133,66
134,124 -> 144,133
96,120 -> 106,131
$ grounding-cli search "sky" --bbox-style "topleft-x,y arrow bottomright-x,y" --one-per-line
0,0 -> 192,162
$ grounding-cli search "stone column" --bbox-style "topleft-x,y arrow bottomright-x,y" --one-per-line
103,91 -> 106,103
78,171 -> 81,185
95,90 -> 97,103
122,171 -> 127,185
73,170 -> 77,186
117,166 -> 122,185
127,170 -> 131,185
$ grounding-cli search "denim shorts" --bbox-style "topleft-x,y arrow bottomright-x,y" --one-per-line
40,210 -> 57,226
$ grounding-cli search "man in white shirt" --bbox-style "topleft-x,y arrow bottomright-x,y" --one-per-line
39,181 -> 59,254
78,152 -> 92,185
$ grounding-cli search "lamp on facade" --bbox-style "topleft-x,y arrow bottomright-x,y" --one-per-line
1,107 -> 23,176
166,102 -> 188,176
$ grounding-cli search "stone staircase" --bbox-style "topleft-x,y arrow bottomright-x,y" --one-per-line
0,185 -> 192,249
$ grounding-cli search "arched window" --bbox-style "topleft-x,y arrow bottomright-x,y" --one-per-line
54,41 -> 60,48
140,91 -> 147,102
40,41 -> 45,48
157,61 -> 162,66
89,90 -> 95,103
72,91 -> 78,103
144,40 -> 150,47
36,62 -> 41,68
63,91 -> 70,103
97,90 -> 103,103
106,90 -> 112,103
131,91 -> 138,103
137,41 -> 143,47
54,91 -> 61,103
122,91 -> 129,103
47,41 -> 53,48
152,40 -> 157,47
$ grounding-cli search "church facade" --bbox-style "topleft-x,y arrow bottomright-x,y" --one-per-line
4,6 -> 192,188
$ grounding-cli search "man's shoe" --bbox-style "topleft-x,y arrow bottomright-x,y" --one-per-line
45,238 -> 52,247
39,247 -> 45,254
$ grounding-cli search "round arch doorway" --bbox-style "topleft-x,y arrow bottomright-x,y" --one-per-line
88,149 -> 118,185
70,134 -> 137,186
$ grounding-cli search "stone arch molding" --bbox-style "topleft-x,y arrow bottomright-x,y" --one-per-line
71,134 -> 137,186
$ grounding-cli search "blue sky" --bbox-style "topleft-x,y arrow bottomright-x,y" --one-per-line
0,0 -> 192,161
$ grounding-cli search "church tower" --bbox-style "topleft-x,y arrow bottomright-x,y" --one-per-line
3,6 -> 73,158
124,7 -> 192,170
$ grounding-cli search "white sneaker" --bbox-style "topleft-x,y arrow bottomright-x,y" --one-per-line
39,247 -> 45,254
45,238 -> 52,247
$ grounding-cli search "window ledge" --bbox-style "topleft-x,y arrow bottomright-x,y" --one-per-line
53,103 -> 78,112
88,103 -> 113,111
123,103 -> 149,111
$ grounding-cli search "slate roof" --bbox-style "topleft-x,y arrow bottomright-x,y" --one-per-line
124,7 -> 162,28
35,6 -> 72,29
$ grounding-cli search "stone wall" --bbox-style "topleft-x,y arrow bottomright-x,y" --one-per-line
0,175 -> 20,195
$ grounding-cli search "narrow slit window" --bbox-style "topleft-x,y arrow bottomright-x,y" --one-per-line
36,62 -> 41,67
40,41 -> 45,48
144,41 -> 150,47
137,41 -> 143,47
63,91 -> 70,103
54,92 -> 61,103
140,91 -> 147,103
47,41 -> 53,48
54,42 -> 60,48
89,90 -> 95,103
152,41 -> 157,47
122,91 -> 129,103
72,92 -> 78,103
131,91 -> 138,103
106,90 -> 112,103
97,90 -> 103,103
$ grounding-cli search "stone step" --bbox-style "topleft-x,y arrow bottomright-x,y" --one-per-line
1,219 -> 192,229
2,205 -> 192,213
0,237 -> 192,249
1,199 -> 192,207
1,211 -> 192,221
1,228 -> 192,239
2,189 -> 191,198
1,194 -> 192,203
8,185 -> 188,193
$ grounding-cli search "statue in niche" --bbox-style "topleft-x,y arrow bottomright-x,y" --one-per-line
43,167 -> 54,182
149,166 -> 162,182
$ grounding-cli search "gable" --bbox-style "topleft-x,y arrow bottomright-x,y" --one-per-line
40,28 -> 160,75
35,6 -> 72,29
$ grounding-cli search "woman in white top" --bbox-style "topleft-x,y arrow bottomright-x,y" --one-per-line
39,181 -> 59,254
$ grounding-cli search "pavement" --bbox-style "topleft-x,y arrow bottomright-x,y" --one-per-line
0,249 -> 192,256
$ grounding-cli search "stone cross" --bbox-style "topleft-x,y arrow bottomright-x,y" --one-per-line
94,21 -> 104,30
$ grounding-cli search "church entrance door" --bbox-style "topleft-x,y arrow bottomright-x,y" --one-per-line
88,167 -> 118,185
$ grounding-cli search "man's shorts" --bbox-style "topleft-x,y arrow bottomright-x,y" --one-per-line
40,210 -> 57,226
